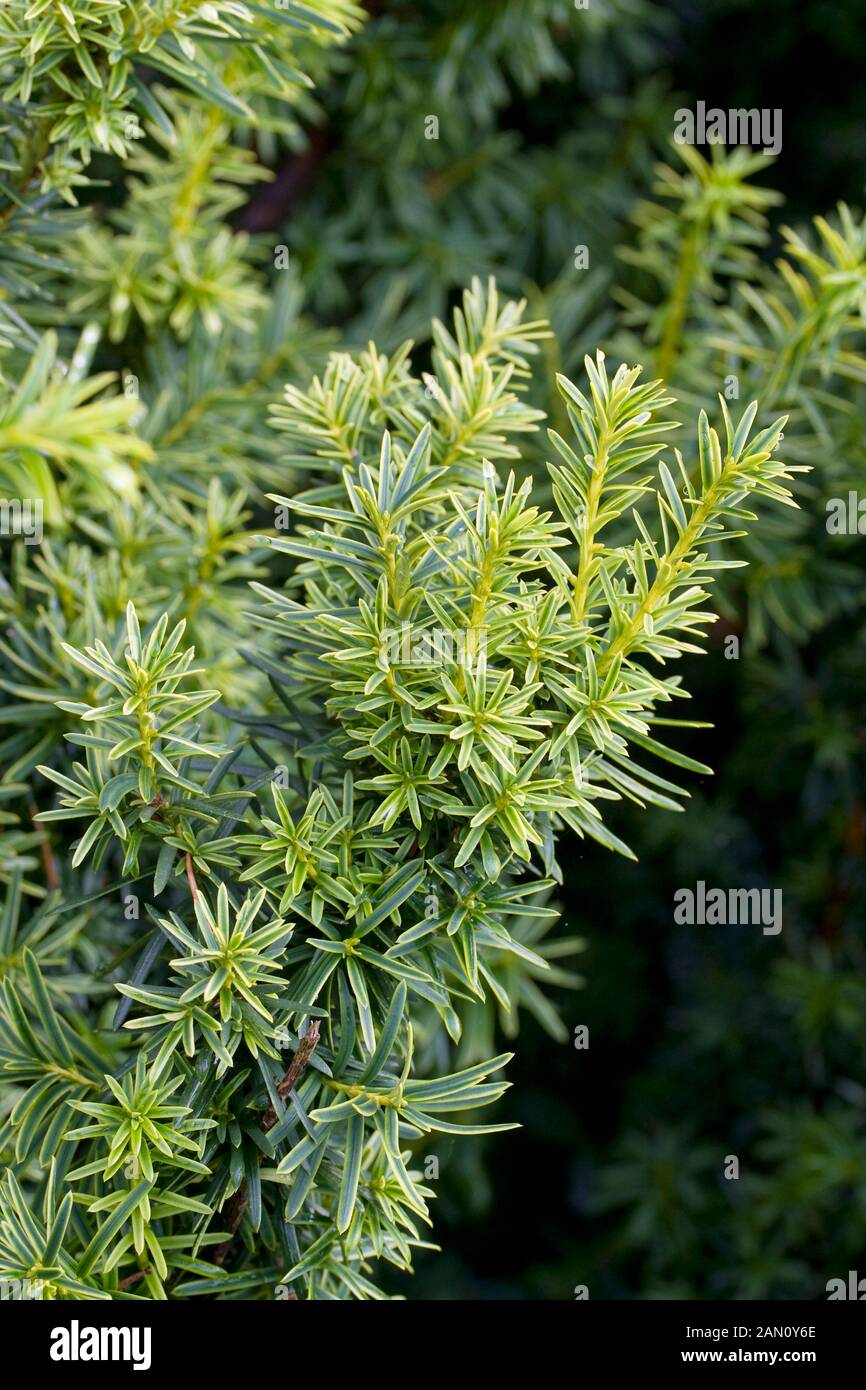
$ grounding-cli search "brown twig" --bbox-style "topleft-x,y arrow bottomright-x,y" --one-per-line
261,1019 -> 321,1132
236,127 -> 330,233
185,851 -> 201,901
210,1020 -> 321,1268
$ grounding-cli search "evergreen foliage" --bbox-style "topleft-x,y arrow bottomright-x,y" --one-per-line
1,251 -> 797,1294
0,0 -> 863,1302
